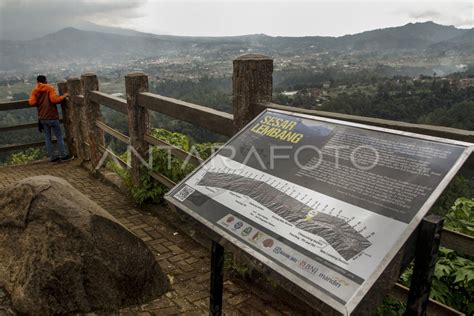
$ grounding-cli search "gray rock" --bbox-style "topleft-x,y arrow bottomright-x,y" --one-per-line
0,176 -> 169,315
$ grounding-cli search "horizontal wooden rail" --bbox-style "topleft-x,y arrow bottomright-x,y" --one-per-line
97,144 -> 130,168
144,133 -> 202,167
96,120 -> 130,144
0,100 -> 30,111
441,229 -> 473,257
390,283 -> 463,316
0,122 -> 38,132
149,170 -> 176,189
0,139 -> 59,153
0,119 -> 64,133
261,102 -> 474,143
138,92 -> 234,137
90,91 -> 127,114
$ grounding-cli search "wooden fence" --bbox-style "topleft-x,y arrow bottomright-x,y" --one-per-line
0,100 -> 65,153
0,54 -> 473,315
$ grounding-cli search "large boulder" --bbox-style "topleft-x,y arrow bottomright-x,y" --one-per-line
0,176 -> 169,315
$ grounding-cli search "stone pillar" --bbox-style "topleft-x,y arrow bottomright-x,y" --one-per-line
232,54 -> 273,132
66,78 -> 86,160
81,73 -> 105,170
57,80 -> 75,157
125,72 -> 149,186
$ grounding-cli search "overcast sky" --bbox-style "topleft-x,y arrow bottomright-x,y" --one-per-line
0,0 -> 472,40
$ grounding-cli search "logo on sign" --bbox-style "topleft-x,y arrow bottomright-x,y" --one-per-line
234,222 -> 243,229
251,231 -> 264,242
241,227 -> 252,236
273,247 -> 298,263
262,238 -> 274,248
298,260 -> 319,275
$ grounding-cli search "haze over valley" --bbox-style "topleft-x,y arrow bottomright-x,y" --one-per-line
0,21 -> 472,80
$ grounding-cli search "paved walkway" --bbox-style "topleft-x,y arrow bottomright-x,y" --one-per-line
0,160 -> 307,315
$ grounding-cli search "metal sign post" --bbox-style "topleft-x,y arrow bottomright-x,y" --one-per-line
405,215 -> 444,316
209,241 -> 224,316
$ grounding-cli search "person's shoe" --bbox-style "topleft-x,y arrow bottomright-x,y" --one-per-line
50,157 -> 60,163
60,155 -> 74,162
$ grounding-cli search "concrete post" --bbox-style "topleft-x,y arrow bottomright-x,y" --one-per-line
81,73 -> 104,170
66,78 -> 86,160
57,80 -> 75,157
232,54 -> 273,132
125,72 -> 150,186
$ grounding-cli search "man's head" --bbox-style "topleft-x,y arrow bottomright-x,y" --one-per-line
36,75 -> 47,84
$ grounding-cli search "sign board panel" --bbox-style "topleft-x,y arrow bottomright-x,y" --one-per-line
165,109 -> 473,315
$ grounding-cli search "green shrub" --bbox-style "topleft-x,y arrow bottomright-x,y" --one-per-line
431,176 -> 472,216
375,297 -> 405,316
107,128 -> 221,205
398,247 -> 474,314
394,196 -> 474,315
398,247 -> 474,315
432,248 -> 474,314
6,148 -> 40,165
444,197 -> 474,235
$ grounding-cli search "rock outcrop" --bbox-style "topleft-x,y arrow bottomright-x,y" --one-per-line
0,176 -> 169,315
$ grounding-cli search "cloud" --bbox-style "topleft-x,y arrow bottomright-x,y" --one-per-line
409,10 -> 441,19
1,0 -> 471,40
404,2 -> 473,28
0,0 -> 147,40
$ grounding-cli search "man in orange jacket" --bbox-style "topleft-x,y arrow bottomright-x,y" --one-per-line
29,75 -> 71,162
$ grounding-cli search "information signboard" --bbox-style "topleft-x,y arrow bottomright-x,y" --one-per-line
165,109 -> 473,315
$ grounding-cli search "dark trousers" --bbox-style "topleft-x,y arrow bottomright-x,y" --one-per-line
40,119 -> 67,161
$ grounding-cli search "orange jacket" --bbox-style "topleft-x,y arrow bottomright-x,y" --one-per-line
29,83 -> 65,120
29,83 -> 65,106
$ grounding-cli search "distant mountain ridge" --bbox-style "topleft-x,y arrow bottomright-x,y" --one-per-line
334,21 -> 464,51
0,21 -> 472,71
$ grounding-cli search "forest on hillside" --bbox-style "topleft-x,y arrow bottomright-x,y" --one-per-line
275,75 -> 474,130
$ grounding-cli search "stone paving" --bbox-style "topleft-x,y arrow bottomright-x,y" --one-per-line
0,160 -> 309,315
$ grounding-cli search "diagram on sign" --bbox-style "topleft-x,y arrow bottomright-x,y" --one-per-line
198,172 -> 372,260
177,154 -> 408,279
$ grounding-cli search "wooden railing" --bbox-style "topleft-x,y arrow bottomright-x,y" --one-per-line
138,92 -> 234,137
0,100 -> 29,111
0,54 -> 472,315
0,101 -> 64,153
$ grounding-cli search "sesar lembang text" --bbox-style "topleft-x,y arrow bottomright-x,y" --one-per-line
250,115 -> 304,144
